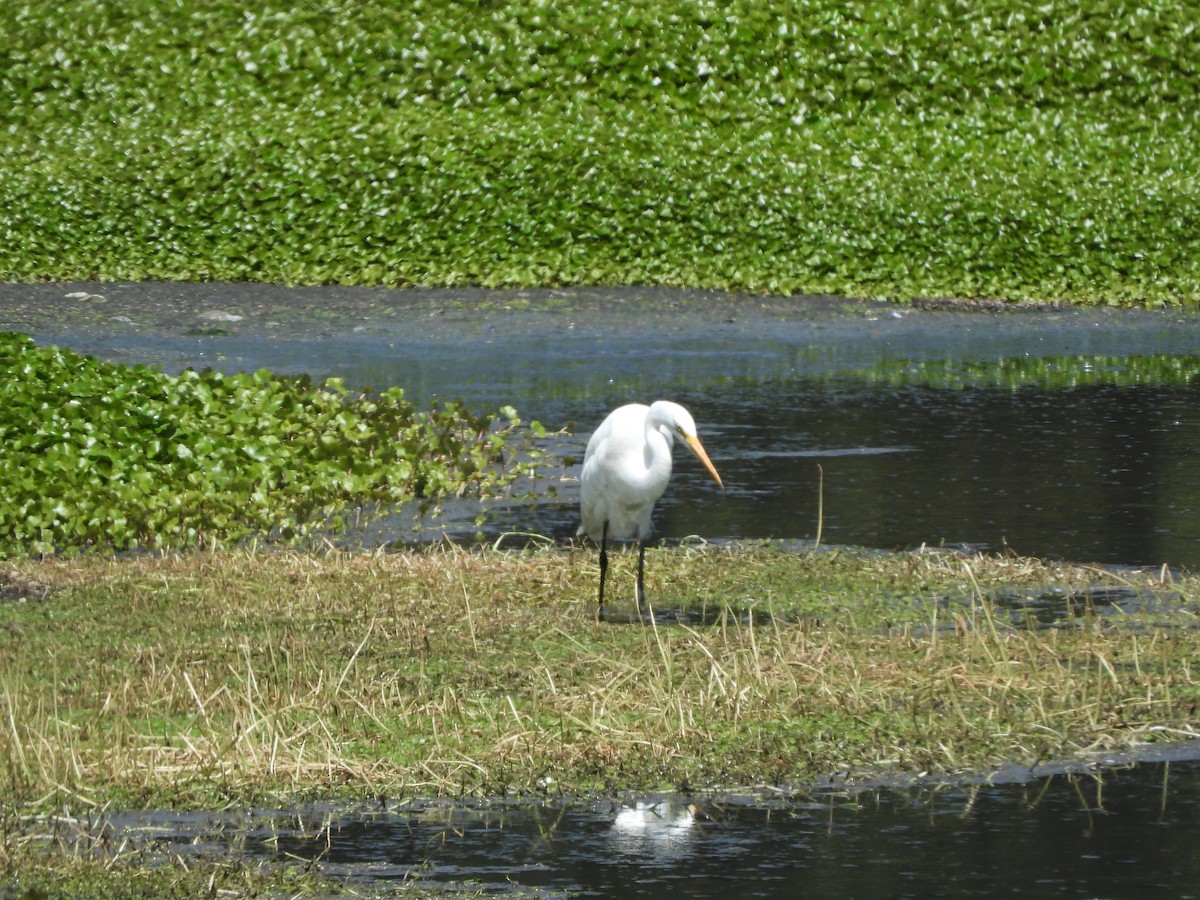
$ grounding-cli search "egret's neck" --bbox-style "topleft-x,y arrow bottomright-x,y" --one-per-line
650,420 -> 676,450
645,405 -> 678,450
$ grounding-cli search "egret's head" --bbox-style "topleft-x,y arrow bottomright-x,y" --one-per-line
649,400 -> 723,489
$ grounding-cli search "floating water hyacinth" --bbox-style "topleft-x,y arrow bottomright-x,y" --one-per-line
0,2 -> 1197,303
0,333 -> 543,556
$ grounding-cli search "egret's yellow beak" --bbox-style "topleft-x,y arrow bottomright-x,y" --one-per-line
685,434 -> 723,489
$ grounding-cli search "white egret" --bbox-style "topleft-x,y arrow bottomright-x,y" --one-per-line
577,401 -> 723,617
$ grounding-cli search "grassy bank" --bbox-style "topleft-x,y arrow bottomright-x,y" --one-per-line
2,1 -> 1198,304
4,544 -> 1197,811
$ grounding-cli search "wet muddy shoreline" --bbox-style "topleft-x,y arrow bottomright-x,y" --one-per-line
4,280 -> 1198,347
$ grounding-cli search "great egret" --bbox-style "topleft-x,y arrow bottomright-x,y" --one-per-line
577,401 -> 723,617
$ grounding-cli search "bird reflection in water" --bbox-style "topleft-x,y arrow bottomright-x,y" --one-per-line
609,799 -> 700,857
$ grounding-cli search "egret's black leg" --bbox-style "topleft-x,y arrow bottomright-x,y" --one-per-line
635,541 -> 647,614
597,521 -> 609,620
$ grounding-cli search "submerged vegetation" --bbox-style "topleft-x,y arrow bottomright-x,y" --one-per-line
2,1 -> 1199,304
0,333 -> 542,557
835,353 -> 1200,391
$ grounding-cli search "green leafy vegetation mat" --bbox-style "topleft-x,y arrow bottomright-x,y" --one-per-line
2,1 -> 1197,304
0,333 -> 540,557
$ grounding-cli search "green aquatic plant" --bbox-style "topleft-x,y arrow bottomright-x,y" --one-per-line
0,333 -> 542,557
834,354 -> 1200,391
0,1 -> 1197,304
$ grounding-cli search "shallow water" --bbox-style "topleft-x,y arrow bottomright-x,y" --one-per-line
95,744 -> 1200,897
294,762 -> 1200,898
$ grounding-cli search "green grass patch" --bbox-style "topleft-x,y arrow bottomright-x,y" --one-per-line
0,854 -> 348,900
1,1 -> 1198,304
819,353 -> 1200,391
2,544 -> 1196,813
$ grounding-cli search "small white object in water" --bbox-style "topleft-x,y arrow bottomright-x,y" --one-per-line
610,799 -> 697,855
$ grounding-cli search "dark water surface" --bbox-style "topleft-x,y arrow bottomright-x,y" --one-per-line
102,745 -> 1200,898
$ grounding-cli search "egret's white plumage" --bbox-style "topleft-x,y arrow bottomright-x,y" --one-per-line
578,401 -> 722,616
